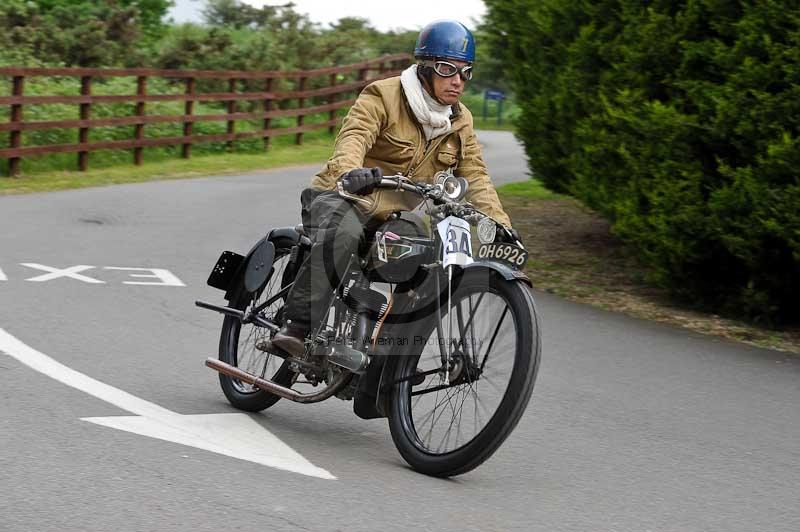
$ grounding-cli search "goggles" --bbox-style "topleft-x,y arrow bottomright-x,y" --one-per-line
421,60 -> 473,81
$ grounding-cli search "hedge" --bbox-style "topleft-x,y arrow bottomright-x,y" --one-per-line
484,0 -> 800,323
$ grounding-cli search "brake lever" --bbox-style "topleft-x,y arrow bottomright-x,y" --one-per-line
336,180 -> 374,206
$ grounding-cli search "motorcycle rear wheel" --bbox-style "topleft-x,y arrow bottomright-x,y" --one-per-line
218,238 -> 298,412
387,269 -> 541,477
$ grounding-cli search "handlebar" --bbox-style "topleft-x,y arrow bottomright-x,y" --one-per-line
375,175 -> 458,204
338,174 -> 452,205
337,174 -> 521,246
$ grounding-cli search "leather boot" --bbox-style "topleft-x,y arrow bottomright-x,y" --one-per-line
270,324 -> 308,358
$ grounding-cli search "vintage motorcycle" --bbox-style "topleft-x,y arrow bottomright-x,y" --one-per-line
196,173 -> 541,477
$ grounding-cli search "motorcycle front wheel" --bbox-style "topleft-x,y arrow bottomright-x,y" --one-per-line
387,268 -> 541,477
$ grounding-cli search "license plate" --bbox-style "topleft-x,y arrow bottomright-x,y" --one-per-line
477,243 -> 529,270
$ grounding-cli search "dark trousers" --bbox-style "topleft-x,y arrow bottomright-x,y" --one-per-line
284,188 -> 376,330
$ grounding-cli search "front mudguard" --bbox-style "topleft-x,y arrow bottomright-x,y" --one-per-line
463,259 -> 532,286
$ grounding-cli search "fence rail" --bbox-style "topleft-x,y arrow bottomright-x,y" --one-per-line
0,54 -> 411,176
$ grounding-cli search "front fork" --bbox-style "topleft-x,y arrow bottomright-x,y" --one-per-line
433,262 -> 457,385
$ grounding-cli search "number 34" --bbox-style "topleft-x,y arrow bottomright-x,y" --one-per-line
446,228 -> 470,255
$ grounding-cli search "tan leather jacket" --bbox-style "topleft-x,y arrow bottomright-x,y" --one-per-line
311,76 -> 512,227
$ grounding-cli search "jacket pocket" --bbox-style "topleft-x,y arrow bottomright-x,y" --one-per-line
384,130 -> 415,149
370,129 -> 416,167
437,150 -> 458,167
436,142 -> 461,168
437,134 -> 463,167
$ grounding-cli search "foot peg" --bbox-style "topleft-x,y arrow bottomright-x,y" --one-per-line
255,339 -> 271,352
255,339 -> 288,355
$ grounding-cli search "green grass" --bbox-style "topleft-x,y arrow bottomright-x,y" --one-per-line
0,134 -> 334,195
496,179 -> 564,201
473,118 -> 515,131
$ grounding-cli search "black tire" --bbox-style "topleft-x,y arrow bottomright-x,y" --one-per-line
387,268 -> 541,477
218,238 -> 299,412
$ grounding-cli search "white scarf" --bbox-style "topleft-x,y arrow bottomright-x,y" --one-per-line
400,64 -> 452,141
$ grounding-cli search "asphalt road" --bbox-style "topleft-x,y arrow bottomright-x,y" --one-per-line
1,131 -> 798,532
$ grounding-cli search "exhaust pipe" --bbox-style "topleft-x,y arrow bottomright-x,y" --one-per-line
205,358 -> 349,404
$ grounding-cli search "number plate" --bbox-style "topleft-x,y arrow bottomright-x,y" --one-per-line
477,243 -> 529,270
207,250 -> 244,291
436,216 -> 474,268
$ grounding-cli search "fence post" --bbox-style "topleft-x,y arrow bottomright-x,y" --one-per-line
134,76 -> 147,165
294,78 -> 306,146
78,76 -> 92,172
263,77 -> 273,151
295,76 -> 307,145
227,78 -> 237,152
328,73 -> 338,135
357,68 -> 367,96
182,77 -> 195,159
8,75 -> 24,177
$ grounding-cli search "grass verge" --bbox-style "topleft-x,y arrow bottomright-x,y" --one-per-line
471,118 -> 515,132
496,179 -> 564,200
0,134 -> 334,195
498,180 -> 800,355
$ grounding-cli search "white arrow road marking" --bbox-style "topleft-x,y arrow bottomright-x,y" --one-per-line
0,328 -> 335,480
0,267 -> 6,281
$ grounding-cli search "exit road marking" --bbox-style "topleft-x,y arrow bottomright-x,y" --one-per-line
0,328 -> 335,480
0,263 -> 185,286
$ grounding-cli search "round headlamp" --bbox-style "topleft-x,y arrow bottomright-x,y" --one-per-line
434,172 -> 469,201
442,175 -> 462,199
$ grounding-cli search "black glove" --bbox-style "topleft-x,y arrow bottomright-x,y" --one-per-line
341,167 -> 383,195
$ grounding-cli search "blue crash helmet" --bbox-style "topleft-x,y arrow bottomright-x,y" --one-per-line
414,20 -> 476,63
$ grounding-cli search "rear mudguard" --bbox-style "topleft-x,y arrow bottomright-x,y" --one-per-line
222,226 -> 309,301
352,261 -> 531,419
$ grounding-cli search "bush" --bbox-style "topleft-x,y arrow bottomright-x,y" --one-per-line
484,0 -> 800,323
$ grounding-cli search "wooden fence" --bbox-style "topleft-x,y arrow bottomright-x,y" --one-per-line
0,54 -> 411,176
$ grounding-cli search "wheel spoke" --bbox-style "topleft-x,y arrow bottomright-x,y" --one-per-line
414,377 -> 462,447
425,384 -> 462,449
480,305 -> 509,372
253,283 -> 291,314
456,299 -> 472,360
441,383 -> 471,451
467,294 -> 480,365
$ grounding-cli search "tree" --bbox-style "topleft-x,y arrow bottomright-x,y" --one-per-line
484,0 -> 800,323
0,0 -> 147,66
202,0 -> 289,29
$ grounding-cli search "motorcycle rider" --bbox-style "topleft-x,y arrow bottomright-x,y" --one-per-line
271,20 -> 516,357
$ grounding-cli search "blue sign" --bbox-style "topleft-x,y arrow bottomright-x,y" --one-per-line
485,90 -> 506,101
